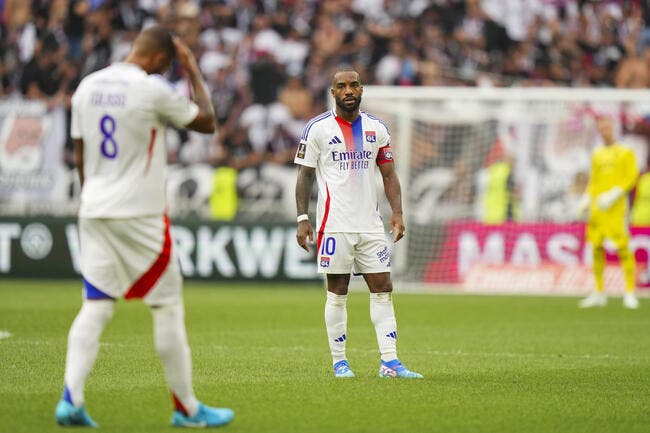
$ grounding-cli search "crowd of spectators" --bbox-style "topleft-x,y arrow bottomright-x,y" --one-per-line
1,0 -> 650,218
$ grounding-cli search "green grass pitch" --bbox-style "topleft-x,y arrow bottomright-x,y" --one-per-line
1,280 -> 649,433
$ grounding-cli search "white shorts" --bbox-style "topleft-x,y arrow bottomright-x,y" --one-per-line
79,215 -> 182,306
317,232 -> 391,274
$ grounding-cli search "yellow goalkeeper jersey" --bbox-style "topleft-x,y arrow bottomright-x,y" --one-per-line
587,142 -> 638,217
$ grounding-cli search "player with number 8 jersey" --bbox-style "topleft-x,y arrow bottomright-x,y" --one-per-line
71,56 -> 198,218
57,26 -> 233,429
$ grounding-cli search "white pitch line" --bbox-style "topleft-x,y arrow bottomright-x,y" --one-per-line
418,349 -> 650,362
0,330 -> 12,340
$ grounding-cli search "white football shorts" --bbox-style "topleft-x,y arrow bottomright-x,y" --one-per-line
317,232 -> 392,274
79,215 -> 182,306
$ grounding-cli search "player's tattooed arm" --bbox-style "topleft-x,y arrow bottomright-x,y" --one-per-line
379,162 -> 405,242
295,165 -> 315,251
74,138 -> 85,187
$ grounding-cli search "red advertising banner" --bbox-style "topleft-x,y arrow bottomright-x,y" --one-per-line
424,222 -> 650,294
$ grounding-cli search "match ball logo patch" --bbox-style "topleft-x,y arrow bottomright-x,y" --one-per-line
320,256 -> 330,268
296,142 -> 306,159
365,131 -> 376,143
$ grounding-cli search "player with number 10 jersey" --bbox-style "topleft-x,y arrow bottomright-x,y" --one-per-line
295,68 -> 422,380
294,110 -> 394,235
71,63 -> 198,218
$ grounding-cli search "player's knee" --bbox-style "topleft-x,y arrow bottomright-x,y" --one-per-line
150,302 -> 184,320
328,286 -> 349,295
151,304 -> 187,354
370,279 -> 393,293
155,332 -> 180,356
154,325 -> 184,355
372,284 -> 393,294
81,299 -> 115,323
68,300 -> 114,347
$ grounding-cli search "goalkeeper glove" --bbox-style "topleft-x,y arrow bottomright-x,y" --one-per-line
596,186 -> 624,211
576,193 -> 590,220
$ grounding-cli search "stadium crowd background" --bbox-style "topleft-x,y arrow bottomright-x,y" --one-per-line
2,0 -> 650,220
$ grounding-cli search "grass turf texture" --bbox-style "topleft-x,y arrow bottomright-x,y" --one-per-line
1,280 -> 649,433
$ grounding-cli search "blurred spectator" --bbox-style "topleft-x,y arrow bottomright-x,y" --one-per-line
303,50 -> 331,108
278,73 -> 313,123
615,42 -> 650,88
375,39 -> 419,85
218,125 -> 263,173
209,66 -> 249,146
276,28 -> 309,77
80,7 -> 113,76
111,0 -> 147,32
20,32 -> 66,105
240,47 -> 291,156
312,13 -> 345,60
64,0 -> 89,61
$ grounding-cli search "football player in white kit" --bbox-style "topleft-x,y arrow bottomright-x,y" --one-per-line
55,27 -> 234,428
295,68 -> 422,379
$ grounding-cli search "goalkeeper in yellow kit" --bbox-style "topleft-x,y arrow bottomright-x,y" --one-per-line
578,116 -> 640,309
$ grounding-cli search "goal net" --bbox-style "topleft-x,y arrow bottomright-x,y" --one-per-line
361,86 -> 650,296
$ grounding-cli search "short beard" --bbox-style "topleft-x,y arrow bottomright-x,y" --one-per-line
336,95 -> 362,113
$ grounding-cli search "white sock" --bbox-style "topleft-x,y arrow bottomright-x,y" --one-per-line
324,291 -> 348,364
370,292 -> 397,362
63,300 -> 115,406
152,304 -> 199,417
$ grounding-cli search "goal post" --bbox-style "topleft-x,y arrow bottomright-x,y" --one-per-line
361,86 -> 650,295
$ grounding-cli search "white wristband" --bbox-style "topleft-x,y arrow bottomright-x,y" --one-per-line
297,214 -> 309,223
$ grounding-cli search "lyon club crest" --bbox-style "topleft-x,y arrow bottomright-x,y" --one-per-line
365,131 -> 376,143
0,115 -> 46,173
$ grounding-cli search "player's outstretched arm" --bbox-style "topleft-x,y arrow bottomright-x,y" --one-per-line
295,165 -> 315,252
379,162 -> 405,242
173,37 -> 216,134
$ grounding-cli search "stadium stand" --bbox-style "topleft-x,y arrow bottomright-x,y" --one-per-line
2,0 -> 650,222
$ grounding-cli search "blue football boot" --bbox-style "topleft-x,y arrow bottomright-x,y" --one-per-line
55,399 -> 99,427
378,359 -> 423,379
171,402 -> 234,428
333,360 -> 355,378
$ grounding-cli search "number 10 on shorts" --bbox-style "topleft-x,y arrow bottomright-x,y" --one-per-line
320,237 -> 336,255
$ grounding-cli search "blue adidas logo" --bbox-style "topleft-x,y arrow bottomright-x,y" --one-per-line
385,331 -> 397,339
334,333 -> 346,342
328,136 -> 342,145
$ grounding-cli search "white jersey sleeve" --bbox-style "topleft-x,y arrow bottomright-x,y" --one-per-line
295,111 -> 332,168
150,75 -> 199,129
376,116 -> 390,148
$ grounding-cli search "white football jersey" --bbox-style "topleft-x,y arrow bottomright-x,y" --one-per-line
71,62 -> 199,218
294,109 -> 394,233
